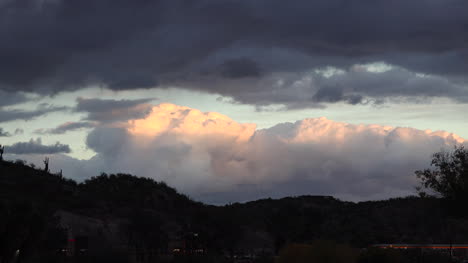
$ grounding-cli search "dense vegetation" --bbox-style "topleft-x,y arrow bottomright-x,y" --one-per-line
1,156 -> 468,262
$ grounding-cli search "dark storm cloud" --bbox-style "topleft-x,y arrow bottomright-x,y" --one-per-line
191,64 -> 468,109
75,97 -> 155,122
6,138 -> 71,154
0,91 -> 32,107
0,104 -> 68,123
35,121 -> 95,134
0,128 -> 11,137
0,0 -> 467,106
311,66 -> 468,104
312,87 -> 364,105
75,97 -> 155,113
220,58 -> 262,79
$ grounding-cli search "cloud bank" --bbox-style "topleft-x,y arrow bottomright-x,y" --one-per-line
0,0 -> 467,108
6,138 -> 71,154
75,97 -> 156,123
34,121 -> 95,135
0,104 -> 68,123
31,103 -> 464,204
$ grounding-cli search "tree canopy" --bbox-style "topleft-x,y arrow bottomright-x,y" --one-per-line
415,145 -> 468,201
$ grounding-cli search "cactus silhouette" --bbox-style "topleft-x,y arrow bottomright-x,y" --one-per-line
43,157 -> 49,172
0,144 -> 4,161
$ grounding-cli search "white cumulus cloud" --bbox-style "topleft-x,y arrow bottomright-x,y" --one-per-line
14,103 -> 466,204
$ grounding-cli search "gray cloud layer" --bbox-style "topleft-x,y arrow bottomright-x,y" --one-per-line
0,104 -> 68,123
31,98 -> 156,135
76,97 -> 155,122
0,0 -> 467,107
35,121 -> 95,134
6,138 -> 71,154
0,91 -> 32,107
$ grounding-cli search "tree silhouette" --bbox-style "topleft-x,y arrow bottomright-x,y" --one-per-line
415,146 -> 468,200
415,145 -> 468,216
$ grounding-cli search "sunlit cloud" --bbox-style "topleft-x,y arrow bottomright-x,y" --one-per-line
128,103 -> 256,143
17,103 -> 462,204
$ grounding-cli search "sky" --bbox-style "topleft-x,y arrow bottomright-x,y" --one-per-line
1,0 -> 468,204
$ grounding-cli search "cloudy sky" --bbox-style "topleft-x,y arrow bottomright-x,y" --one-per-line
1,0 -> 467,203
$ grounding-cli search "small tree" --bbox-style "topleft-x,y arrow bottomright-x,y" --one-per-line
415,145 -> 468,221
415,145 -> 468,201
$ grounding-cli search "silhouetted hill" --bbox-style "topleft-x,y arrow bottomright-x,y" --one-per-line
0,159 -> 200,211
1,160 -> 468,263
0,160 -> 77,208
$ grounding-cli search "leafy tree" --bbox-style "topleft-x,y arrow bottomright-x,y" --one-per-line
415,146 -> 468,200
415,145 -> 468,217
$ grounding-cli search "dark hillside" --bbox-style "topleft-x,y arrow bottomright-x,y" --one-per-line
1,160 -> 468,262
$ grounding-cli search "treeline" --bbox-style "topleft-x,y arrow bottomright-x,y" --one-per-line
1,151 -> 468,262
